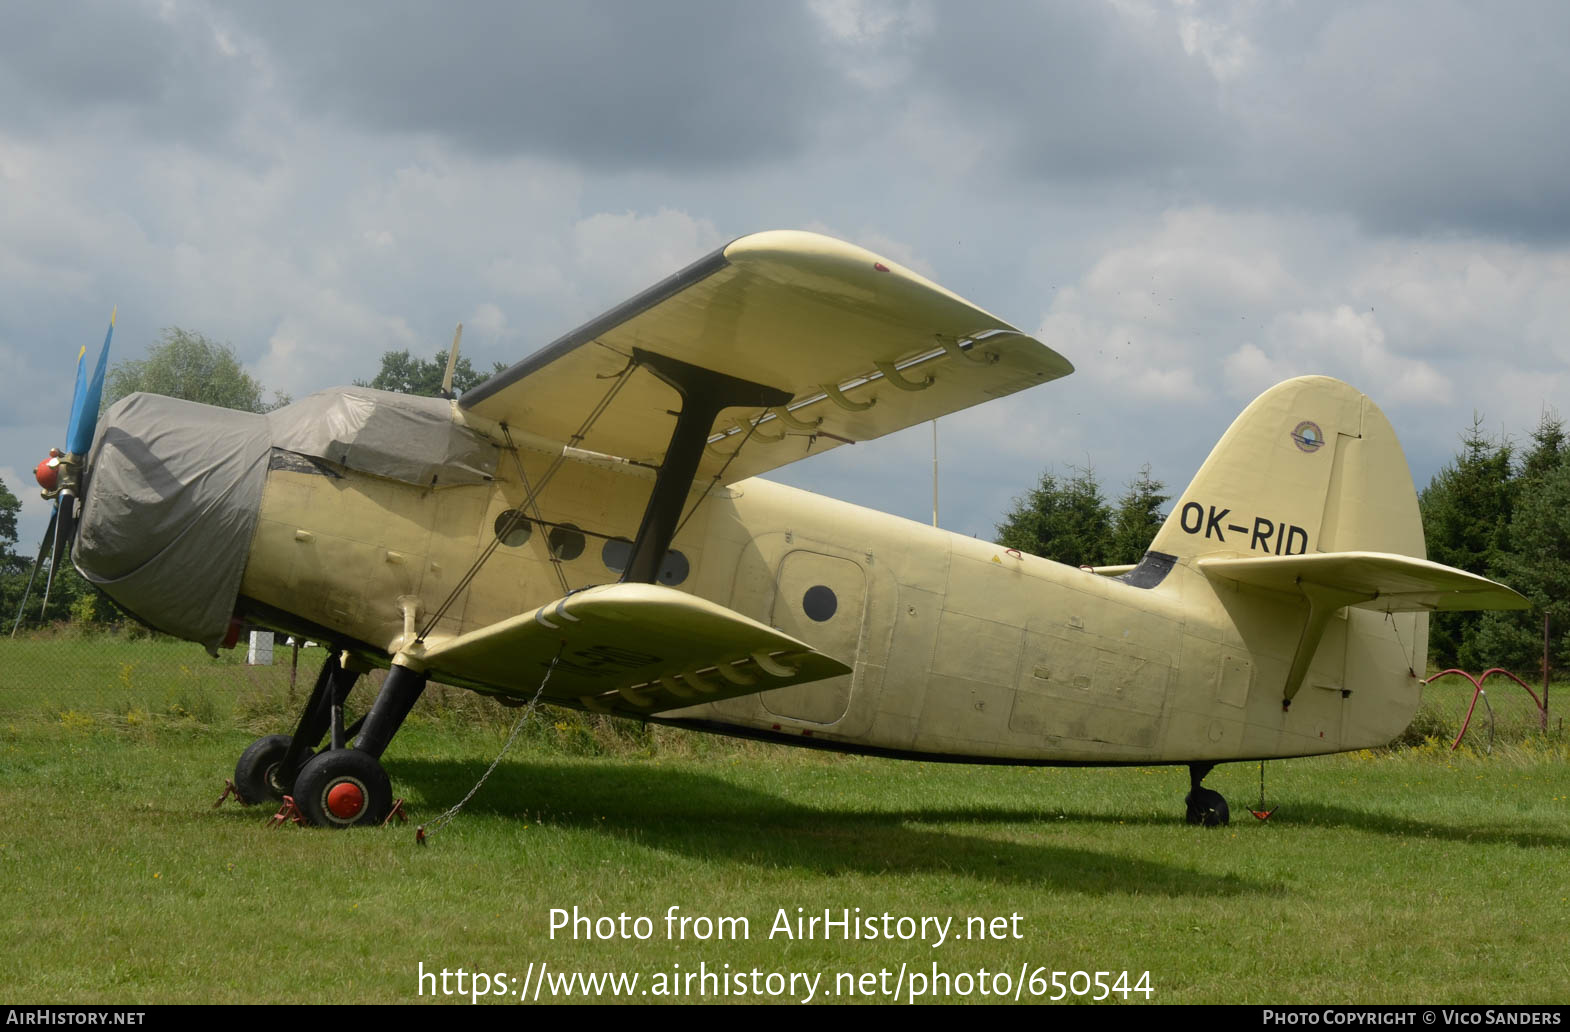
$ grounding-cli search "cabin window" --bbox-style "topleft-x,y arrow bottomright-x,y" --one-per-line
599,538 -> 689,584
548,523 -> 586,561
658,549 -> 690,586
493,510 -> 532,547
802,584 -> 838,621
601,537 -> 633,573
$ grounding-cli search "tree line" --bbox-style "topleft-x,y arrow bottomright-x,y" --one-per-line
994,464 -> 1169,568
1420,412 -> 1570,676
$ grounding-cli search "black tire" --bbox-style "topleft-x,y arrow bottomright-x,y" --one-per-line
234,734 -> 299,805
1185,787 -> 1230,828
293,749 -> 392,828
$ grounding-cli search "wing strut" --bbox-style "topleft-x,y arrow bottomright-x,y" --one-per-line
1281,581 -> 1376,709
621,348 -> 790,584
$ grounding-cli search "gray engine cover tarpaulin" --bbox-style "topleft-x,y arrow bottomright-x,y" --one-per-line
75,394 -> 271,650
267,387 -> 497,486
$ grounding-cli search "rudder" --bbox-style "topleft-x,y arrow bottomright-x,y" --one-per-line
1148,376 -> 1425,562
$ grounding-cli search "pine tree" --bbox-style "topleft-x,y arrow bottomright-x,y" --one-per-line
996,465 -> 1113,567
1420,415 -> 1517,669
1106,465 -> 1168,565
1471,410 -> 1570,676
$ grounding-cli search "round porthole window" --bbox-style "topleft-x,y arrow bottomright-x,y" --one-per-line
601,537 -> 633,574
802,584 -> 837,621
493,509 -> 532,547
548,523 -> 586,561
658,549 -> 690,586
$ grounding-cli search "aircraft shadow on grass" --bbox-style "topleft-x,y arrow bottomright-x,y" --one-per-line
1246,801 -> 1569,851
1040,799 -> 1569,850
386,758 -> 1272,897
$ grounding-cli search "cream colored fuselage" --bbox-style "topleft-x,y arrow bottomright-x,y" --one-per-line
238,442 -> 1425,767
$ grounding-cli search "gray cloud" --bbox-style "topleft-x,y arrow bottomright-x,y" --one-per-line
908,3 -> 1232,184
1234,0 -> 1570,239
0,1 -> 253,147
11,0 -> 1566,241
221,1 -> 848,168
845,0 -> 1570,240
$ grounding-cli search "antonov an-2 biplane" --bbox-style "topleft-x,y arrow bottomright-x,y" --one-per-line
21,230 -> 1526,828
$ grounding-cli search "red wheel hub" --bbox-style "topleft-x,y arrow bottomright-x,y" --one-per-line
326,781 -> 365,819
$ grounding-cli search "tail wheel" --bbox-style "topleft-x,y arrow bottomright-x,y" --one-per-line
1185,787 -> 1231,827
234,734 -> 299,805
294,749 -> 392,828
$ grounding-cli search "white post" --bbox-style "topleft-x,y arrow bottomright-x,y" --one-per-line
247,630 -> 274,666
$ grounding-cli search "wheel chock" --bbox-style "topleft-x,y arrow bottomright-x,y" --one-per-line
266,795 -> 306,829
382,798 -> 408,827
213,779 -> 241,809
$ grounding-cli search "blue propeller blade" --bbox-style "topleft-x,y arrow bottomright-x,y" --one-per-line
10,507 -> 59,637
64,347 -> 87,444
66,309 -> 115,456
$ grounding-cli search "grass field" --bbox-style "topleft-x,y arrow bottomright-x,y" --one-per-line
2,634 -> 1567,1005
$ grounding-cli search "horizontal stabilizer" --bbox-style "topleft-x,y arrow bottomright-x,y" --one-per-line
417,583 -> 851,715
1200,551 -> 1525,705
1197,551 -> 1528,612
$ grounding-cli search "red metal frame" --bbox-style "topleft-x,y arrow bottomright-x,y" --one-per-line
1421,668 -> 1547,750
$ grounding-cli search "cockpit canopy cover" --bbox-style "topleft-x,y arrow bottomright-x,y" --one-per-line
267,387 -> 497,488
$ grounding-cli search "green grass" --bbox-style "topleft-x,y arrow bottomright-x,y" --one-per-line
2,634 -> 1568,1004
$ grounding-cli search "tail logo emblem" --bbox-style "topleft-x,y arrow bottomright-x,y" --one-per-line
1291,420 -> 1325,453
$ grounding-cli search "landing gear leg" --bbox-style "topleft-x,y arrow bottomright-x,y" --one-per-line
232,651 -> 360,804
293,663 -> 427,828
1185,763 -> 1230,827
352,664 -> 428,759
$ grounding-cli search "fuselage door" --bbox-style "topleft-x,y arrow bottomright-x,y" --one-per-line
762,550 -> 867,724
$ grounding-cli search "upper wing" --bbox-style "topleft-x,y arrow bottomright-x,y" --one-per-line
461,231 -> 1072,482
416,582 -> 851,716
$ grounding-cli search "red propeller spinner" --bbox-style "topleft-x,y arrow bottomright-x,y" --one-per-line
35,449 -> 62,494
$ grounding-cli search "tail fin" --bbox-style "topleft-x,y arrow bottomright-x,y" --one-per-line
1147,376 -> 1424,562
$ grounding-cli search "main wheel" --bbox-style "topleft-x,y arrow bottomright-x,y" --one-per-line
1185,787 -> 1230,827
234,734 -> 301,805
293,749 -> 392,828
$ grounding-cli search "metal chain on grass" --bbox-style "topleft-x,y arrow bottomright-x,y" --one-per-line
417,645 -> 563,844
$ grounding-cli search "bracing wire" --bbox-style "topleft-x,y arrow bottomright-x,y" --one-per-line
416,362 -> 639,641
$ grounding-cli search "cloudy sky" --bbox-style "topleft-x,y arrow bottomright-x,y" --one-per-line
4,0 -> 1569,550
